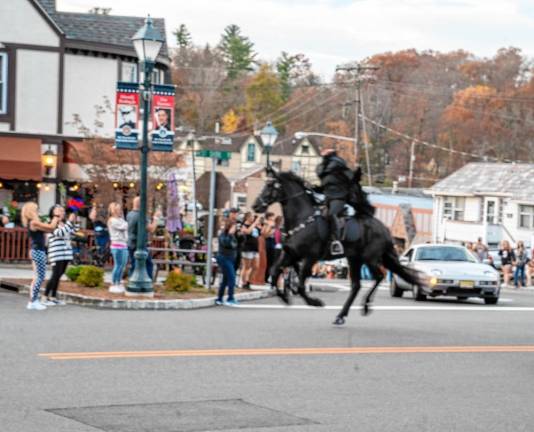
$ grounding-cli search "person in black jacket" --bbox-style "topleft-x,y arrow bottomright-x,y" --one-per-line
216,219 -> 239,305
315,148 -> 354,255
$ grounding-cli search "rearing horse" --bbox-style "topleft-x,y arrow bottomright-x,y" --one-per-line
253,168 -> 423,325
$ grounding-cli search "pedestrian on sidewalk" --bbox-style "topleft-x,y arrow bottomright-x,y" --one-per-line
239,212 -> 261,290
474,237 -> 489,261
43,205 -> 79,306
499,240 -> 515,287
108,202 -> 129,294
263,212 -> 276,284
513,241 -> 529,288
216,219 -> 239,305
127,197 -> 161,280
21,202 -> 60,310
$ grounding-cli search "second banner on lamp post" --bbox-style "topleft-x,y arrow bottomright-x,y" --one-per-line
151,84 -> 175,152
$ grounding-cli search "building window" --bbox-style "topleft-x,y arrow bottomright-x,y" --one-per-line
152,69 -> 164,85
301,143 -> 310,155
291,160 -> 302,175
0,53 -> 7,114
246,143 -> 255,162
443,196 -> 465,221
519,205 -> 534,229
121,62 -> 137,83
235,195 -> 247,209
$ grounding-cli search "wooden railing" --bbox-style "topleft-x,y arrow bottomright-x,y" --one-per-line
0,228 -> 168,263
0,228 -> 30,261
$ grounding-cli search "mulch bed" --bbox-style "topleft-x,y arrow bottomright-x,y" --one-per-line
3,278 -> 243,301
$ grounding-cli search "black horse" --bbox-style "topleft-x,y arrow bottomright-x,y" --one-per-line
253,167 -> 424,325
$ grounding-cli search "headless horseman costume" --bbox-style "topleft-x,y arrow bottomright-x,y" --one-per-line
315,150 -> 354,255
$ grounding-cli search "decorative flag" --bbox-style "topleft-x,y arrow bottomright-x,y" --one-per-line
165,173 -> 182,233
151,84 -> 176,152
115,82 -> 140,150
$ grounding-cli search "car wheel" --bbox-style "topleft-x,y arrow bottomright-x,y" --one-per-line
413,285 -> 426,301
484,296 -> 499,305
390,279 -> 403,298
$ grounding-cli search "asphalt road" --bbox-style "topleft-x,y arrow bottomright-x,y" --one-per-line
2,281 -> 534,432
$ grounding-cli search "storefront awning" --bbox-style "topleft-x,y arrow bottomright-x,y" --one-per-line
0,137 -> 42,181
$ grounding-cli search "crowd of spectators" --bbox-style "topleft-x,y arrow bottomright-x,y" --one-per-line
466,237 -> 533,288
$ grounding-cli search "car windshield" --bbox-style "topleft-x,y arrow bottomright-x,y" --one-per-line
415,246 -> 476,262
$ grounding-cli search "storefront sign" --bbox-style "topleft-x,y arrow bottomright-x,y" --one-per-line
115,82 -> 140,150
151,84 -> 176,152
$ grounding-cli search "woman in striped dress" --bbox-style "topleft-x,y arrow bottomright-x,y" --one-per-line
43,205 -> 79,306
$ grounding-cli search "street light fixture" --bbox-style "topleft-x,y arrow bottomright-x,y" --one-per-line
127,16 -> 164,296
42,146 -> 57,177
260,121 -> 278,166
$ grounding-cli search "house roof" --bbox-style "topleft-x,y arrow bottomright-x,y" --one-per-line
34,0 -> 169,59
429,162 -> 534,202
271,136 -> 321,156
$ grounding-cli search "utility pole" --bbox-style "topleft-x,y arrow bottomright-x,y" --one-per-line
336,61 -> 378,185
408,140 -> 416,188
408,111 -> 426,188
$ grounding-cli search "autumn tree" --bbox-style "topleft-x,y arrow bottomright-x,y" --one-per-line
218,24 -> 257,80
244,64 -> 284,128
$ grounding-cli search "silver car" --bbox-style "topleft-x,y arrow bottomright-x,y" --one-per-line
391,244 -> 500,304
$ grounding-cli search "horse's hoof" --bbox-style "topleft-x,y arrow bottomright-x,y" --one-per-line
307,297 -> 324,308
333,316 -> 345,326
361,303 -> 372,316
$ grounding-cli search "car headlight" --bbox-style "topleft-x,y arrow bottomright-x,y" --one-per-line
430,277 -> 438,286
430,269 -> 443,276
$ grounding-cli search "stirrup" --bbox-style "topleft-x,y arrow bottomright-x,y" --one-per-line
330,240 -> 344,255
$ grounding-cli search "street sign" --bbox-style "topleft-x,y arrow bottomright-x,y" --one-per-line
196,150 -> 232,160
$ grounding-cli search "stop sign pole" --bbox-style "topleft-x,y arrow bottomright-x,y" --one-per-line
196,149 -> 231,290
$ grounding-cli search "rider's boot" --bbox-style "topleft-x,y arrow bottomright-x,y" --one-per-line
330,216 -> 344,255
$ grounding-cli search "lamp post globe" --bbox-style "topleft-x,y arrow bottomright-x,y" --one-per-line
126,16 -> 163,296
260,121 -> 278,166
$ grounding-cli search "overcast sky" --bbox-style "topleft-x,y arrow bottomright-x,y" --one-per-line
58,0 -> 533,80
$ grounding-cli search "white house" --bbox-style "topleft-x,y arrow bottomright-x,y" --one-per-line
426,163 -> 534,248
0,0 -> 169,211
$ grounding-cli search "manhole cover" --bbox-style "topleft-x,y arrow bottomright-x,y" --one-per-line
47,399 -> 314,431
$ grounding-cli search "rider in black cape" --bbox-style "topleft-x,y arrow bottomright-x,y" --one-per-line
315,148 -> 354,255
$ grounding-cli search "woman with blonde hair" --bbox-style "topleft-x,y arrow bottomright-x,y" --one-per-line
107,202 -> 128,293
21,202 -> 60,310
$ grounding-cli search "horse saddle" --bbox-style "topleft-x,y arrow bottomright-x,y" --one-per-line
317,212 -> 362,244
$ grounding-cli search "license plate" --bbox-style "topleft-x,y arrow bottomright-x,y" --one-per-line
459,280 -> 475,288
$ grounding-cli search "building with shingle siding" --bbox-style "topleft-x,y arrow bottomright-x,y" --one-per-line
426,163 -> 534,248
0,0 -> 169,211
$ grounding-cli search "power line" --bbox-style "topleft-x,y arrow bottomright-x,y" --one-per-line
370,83 -> 534,126
361,113 -> 528,164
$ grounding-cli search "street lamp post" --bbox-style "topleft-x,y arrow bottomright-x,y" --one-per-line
260,121 -> 278,166
127,16 -> 163,296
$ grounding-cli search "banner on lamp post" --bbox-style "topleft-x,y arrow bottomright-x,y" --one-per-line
114,82 -> 140,150
151,84 -> 176,152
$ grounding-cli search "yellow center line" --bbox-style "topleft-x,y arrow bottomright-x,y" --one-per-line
39,345 -> 534,360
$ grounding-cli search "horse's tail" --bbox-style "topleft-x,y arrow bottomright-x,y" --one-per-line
382,245 -> 424,287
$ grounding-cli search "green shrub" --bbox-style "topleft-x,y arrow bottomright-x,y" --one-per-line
165,270 -> 197,292
76,265 -> 104,288
65,266 -> 82,282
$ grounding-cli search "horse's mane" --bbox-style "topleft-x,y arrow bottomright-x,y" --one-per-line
277,171 -> 313,190
354,184 -> 375,217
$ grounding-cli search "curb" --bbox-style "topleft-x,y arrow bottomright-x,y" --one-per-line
0,279 -> 273,310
